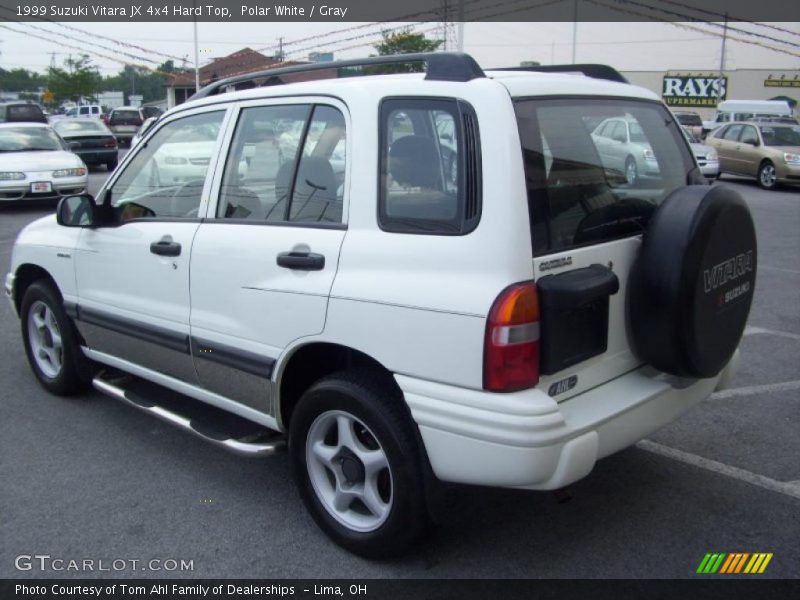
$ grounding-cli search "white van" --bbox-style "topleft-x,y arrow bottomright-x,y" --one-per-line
703,100 -> 792,134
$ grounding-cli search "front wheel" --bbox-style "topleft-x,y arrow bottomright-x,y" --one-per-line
758,161 -> 778,190
625,156 -> 638,186
20,281 -> 93,395
289,370 -> 429,558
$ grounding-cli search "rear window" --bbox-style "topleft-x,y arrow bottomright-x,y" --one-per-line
515,98 -> 694,256
5,104 -> 46,123
675,113 -> 702,127
54,120 -> 108,134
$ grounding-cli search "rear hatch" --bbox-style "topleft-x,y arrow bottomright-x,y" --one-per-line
110,110 -> 143,127
512,96 -> 697,401
6,104 -> 47,123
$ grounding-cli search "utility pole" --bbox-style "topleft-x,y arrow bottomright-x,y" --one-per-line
571,0 -> 578,63
717,13 -> 728,102
457,0 -> 464,52
277,37 -> 284,61
193,2 -> 200,92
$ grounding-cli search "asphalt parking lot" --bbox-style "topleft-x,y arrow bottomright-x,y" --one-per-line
0,157 -> 798,579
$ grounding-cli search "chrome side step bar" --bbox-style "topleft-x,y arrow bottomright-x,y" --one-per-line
92,374 -> 286,458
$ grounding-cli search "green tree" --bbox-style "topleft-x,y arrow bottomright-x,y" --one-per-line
0,67 -> 47,92
368,30 -> 444,74
47,55 -> 102,104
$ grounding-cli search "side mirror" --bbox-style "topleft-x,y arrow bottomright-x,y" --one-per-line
745,139 -> 759,146
56,195 -> 96,227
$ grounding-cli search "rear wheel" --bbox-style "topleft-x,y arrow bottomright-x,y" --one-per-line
20,281 -> 93,395
758,161 -> 778,190
289,369 -> 429,558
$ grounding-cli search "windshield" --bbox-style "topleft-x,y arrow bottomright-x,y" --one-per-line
515,98 -> 694,255
0,126 -> 63,152
759,126 -> 800,146
54,120 -> 108,134
682,127 -> 700,144
676,113 -> 702,126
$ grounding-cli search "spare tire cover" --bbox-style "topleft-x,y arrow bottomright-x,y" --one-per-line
629,184 -> 757,378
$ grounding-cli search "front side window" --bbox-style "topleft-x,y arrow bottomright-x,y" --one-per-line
379,98 -> 480,235
217,104 -> 346,224
516,98 -> 694,255
108,110 -> 224,221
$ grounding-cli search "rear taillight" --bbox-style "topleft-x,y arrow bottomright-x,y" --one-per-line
484,282 -> 540,392
103,138 -> 117,148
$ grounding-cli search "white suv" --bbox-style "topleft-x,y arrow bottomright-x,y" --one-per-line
5,54 -> 757,557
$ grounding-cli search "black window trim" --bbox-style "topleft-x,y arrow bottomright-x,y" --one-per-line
377,95 -> 482,236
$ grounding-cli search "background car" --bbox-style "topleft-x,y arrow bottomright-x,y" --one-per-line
672,111 -> 704,139
706,121 -> 800,189
0,122 -> 88,204
0,101 -> 48,124
52,118 -> 119,171
129,116 -> 158,149
681,126 -> 719,179
108,106 -> 145,146
590,116 -> 660,185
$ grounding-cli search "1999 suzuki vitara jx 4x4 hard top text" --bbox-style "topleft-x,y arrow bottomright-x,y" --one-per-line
6,54 -> 756,557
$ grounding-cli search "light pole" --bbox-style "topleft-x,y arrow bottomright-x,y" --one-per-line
193,0 -> 200,92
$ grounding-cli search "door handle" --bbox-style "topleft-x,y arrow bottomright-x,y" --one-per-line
277,251 -> 325,271
150,239 -> 182,256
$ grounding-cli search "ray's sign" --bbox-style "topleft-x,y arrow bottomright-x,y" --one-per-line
662,75 -> 728,107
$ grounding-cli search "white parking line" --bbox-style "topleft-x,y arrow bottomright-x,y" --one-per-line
744,326 -> 800,342
711,380 -> 800,400
636,440 -> 800,501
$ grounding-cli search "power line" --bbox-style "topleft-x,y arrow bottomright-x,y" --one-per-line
654,0 -> 800,39
611,0 -> 800,50
585,0 -> 800,59
11,21 -> 161,65
0,4 -> 185,62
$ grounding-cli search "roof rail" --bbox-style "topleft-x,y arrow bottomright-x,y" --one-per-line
190,52 -> 486,101
493,64 -> 628,84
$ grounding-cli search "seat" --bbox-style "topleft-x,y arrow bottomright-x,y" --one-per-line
387,135 -> 455,220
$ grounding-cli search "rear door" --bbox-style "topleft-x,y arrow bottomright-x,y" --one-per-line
189,98 -> 349,414
514,97 -> 696,401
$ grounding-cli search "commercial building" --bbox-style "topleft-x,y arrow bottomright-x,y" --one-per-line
621,68 -> 799,118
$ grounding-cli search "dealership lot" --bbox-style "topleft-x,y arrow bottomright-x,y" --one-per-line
0,159 -> 798,578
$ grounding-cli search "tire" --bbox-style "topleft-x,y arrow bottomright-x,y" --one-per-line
20,281 -> 93,396
106,158 -> 118,171
628,184 -> 757,378
289,369 -> 429,558
758,161 -> 778,190
625,156 -> 638,186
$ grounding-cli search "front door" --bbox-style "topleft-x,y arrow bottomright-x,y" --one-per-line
73,107 -> 229,383
189,100 -> 349,414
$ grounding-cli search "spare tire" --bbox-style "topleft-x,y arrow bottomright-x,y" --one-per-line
628,184 -> 757,378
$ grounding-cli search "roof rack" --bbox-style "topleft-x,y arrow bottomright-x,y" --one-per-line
493,64 -> 628,84
190,52 -> 486,101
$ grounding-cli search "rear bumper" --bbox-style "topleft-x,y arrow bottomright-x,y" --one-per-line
398,354 -> 738,490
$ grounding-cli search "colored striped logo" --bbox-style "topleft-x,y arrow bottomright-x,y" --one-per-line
696,553 -> 773,574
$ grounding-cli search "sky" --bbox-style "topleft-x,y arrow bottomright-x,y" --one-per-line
0,21 -> 799,77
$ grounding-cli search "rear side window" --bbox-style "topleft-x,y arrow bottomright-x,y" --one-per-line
217,103 -> 346,224
379,98 -> 480,235
515,98 -> 694,256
